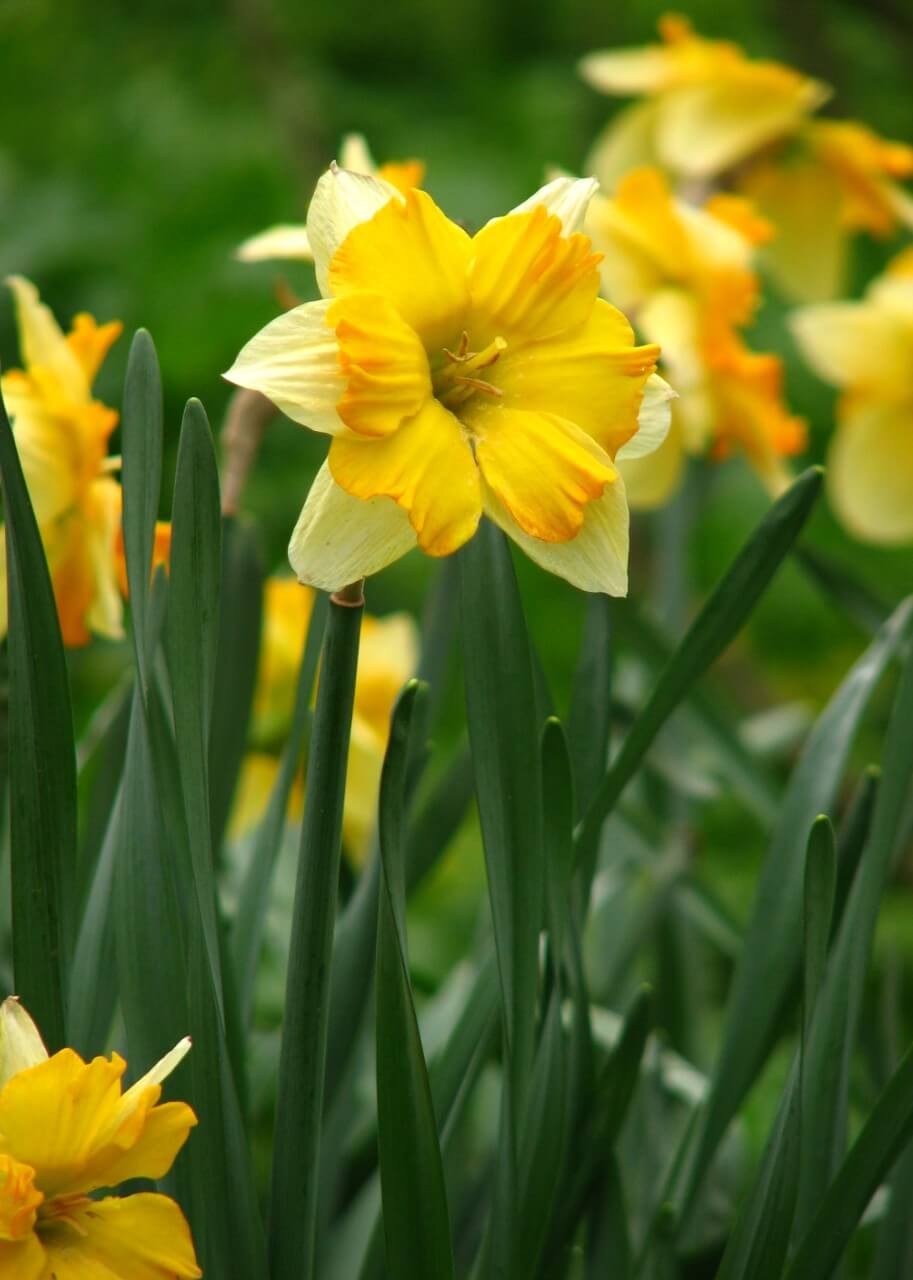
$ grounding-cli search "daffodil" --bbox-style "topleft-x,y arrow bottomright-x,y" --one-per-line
0,996 -> 200,1279
580,15 -> 913,302
585,167 -> 804,506
0,277 -> 169,645
236,133 -> 425,264
226,168 -> 672,595
791,248 -> 913,543
580,14 -> 826,186
232,576 -> 417,859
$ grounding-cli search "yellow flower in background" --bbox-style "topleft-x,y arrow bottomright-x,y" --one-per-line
586,167 -> 804,506
227,168 -> 672,595
791,248 -> 913,544
232,576 -> 418,860
580,15 -> 913,302
236,133 -> 425,264
580,14 -> 826,185
0,997 -> 200,1279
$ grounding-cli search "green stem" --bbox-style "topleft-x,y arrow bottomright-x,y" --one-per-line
268,582 -> 363,1280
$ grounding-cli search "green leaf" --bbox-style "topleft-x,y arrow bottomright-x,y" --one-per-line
230,589 -> 327,1027
568,594 -> 613,819
785,1039 -> 913,1280
375,681 -> 455,1280
802,815 -> 837,1049
119,329 -> 164,692
541,717 -> 575,964
796,544 -> 890,637
68,790 -> 122,1057
516,988 -> 568,1276
270,590 -> 363,1280
873,1140 -> 913,1280
209,516 -> 264,852
0,381 -> 75,1048
576,467 -> 823,877
670,596 -> 913,1223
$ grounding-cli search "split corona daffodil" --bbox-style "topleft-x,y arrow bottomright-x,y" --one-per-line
232,576 -> 417,859
791,248 -> 913,543
0,996 -> 200,1279
580,15 -> 913,301
586,167 -> 804,505
0,277 -> 169,645
226,168 -> 672,594
236,133 -> 425,264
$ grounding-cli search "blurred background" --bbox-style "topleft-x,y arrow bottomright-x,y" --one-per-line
2,0 -> 912,969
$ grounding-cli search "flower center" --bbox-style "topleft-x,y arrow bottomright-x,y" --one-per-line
433,332 -> 507,411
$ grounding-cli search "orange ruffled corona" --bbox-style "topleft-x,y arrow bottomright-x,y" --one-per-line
0,997 -> 200,1279
226,168 -> 673,596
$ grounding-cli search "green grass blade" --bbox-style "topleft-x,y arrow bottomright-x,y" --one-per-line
68,789 -> 122,1056
576,467 -> 823,874
568,594 -> 613,819
209,516 -> 264,852
270,589 -> 362,1280
516,988 -> 567,1276
542,717 -> 575,964
802,815 -> 837,1048
786,1040 -> 913,1280
230,589 -> 326,1027
375,681 -> 455,1279
0,383 -> 75,1047
119,329 -> 163,692
796,544 -> 891,637
873,1141 -> 913,1279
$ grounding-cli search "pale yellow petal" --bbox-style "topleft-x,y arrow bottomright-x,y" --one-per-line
306,165 -> 402,297
616,373 -> 675,460
224,299 -> 348,434
482,471 -> 629,596
585,101 -> 664,193
618,407 -> 686,509
42,1193 -> 201,1279
339,134 -> 377,174
288,461 -> 417,590
579,45 -> 677,95
236,224 -> 313,263
6,277 -> 87,402
0,1000 -> 48,1088
828,401 -> 913,544
507,176 -> 599,235
790,301 -> 913,393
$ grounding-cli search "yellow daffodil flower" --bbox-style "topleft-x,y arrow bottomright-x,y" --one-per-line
580,14 -> 826,186
580,15 -> 913,302
586,167 -> 804,506
0,996 -> 200,1279
226,168 -> 672,594
791,248 -> 913,543
0,277 -> 170,646
235,133 -> 425,264
232,576 -> 418,860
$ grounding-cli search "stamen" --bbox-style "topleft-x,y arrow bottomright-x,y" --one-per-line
453,376 -> 503,397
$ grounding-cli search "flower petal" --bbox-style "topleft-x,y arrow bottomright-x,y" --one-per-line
469,205 -> 601,345
43,1193 -> 201,1279
482,471 -> 630,595
72,1101 -> 198,1196
828,401 -> 913,544
288,461 -> 417,590
236,223 -> 313,263
0,373 -> 79,526
471,406 -> 616,543
790,301 -> 913,393
224,299 -> 348,434
306,165 -> 402,296
0,1000 -> 48,1088
491,298 -> 659,456
328,188 -> 472,350
579,44 -> 677,95
585,100 -> 664,193
329,398 -> 481,555
0,1233 -> 45,1280
84,478 -> 125,641
616,373 -> 675,460
6,277 -> 87,402
618,408 -> 685,509
328,291 -> 432,437
507,176 -> 599,235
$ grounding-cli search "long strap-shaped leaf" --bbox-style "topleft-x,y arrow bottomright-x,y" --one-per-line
575,467 -> 823,882
270,586 -> 362,1280
375,681 -> 455,1279
0,381 -> 75,1048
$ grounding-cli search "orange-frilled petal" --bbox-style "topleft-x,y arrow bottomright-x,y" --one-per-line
328,397 -> 481,556
811,119 -> 913,236
491,299 -> 659,457
710,335 -> 807,489
66,314 -> 123,387
42,1192 -> 201,1279
377,159 -> 426,193
328,291 -> 431,437
468,205 -> 602,344
470,405 -> 616,543
0,1154 -> 42,1242
328,188 -> 472,350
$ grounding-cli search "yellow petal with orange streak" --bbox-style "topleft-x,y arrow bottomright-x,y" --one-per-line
328,291 -> 431,437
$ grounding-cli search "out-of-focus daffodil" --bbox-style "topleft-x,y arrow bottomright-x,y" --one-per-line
791,248 -> 913,543
226,168 -> 673,595
585,167 -> 804,506
0,277 -> 169,646
236,134 -> 425,264
580,15 -> 913,301
231,576 -> 418,860
0,996 -> 200,1279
